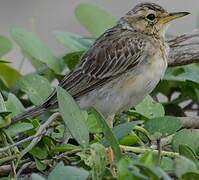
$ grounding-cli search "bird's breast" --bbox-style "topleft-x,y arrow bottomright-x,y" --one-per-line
116,49 -> 167,109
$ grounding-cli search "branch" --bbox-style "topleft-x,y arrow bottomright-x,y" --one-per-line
0,160 -> 53,177
0,113 -> 60,165
0,132 -> 45,153
0,154 -> 19,165
20,112 -> 60,157
179,116 -> 199,128
168,30 -> 199,66
120,145 -> 179,158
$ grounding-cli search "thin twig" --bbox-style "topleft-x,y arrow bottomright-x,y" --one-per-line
0,132 -> 45,153
0,113 -> 60,166
0,131 -> 17,178
54,149 -> 82,160
20,112 -> 60,157
16,161 -> 32,179
0,159 -> 53,177
14,112 -> 60,172
120,145 -> 179,158
4,131 -> 20,155
0,154 -> 19,165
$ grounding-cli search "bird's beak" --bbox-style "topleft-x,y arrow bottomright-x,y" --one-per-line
159,12 -> 190,24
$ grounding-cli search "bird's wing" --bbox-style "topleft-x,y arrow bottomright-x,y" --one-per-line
62,29 -> 153,97
45,28 -> 152,107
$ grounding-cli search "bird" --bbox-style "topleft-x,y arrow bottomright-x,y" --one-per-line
12,2 -> 189,127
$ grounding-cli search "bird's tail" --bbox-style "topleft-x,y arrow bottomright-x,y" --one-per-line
11,105 -> 48,124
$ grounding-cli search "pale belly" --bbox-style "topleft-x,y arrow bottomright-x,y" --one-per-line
78,55 -> 167,117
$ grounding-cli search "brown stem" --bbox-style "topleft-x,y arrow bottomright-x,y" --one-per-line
0,160 -> 53,177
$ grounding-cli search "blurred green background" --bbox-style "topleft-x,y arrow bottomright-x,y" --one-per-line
0,0 -> 197,73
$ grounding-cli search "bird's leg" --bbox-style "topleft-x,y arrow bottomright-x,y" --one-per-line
107,114 -> 115,128
106,114 -> 115,163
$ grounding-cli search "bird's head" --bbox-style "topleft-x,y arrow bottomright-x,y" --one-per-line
120,2 -> 190,38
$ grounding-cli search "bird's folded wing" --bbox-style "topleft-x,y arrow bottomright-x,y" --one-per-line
62,30 -> 149,97
45,29 -> 149,107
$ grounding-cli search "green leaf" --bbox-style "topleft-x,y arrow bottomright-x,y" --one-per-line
161,157 -> 174,173
34,158 -> 47,171
57,86 -> 89,147
63,51 -> 84,70
10,27 -> 62,74
90,108 -> 122,161
174,156 -> 198,178
90,144 -> 106,180
182,172 -> 199,180
26,119 -> 40,135
0,116 -> 10,129
52,144 -> 79,153
0,92 -> 7,113
0,63 -> 21,88
179,145 -> 198,164
150,167 -> 172,180
172,129 -> 199,155
51,124 -> 65,140
118,158 -> 142,180
119,132 -> 141,146
0,93 -> 10,128
84,111 -> 102,133
136,165 -> 171,180
23,50 -> 46,70
31,173 -> 46,180
118,159 -> 168,180
17,74 -> 53,105
75,3 -> 116,37
144,116 -> 182,138
6,93 -> 24,117
0,36 -> 12,57
139,151 -> 154,166
135,95 -> 165,119
29,142 -> 48,159
0,60 -> 11,64
78,143 -> 106,180
113,122 -> 137,140
164,65 -> 199,83
54,31 -> 91,51
48,162 -> 89,180
42,136 -> 55,150
101,122 -> 137,146
5,122 -> 33,137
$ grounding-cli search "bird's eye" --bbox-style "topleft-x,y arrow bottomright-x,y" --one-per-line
146,14 -> 156,21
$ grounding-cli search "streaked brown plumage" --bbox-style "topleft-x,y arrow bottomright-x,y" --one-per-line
12,3 -> 189,125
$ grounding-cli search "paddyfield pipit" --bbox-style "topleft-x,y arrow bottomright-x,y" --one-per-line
13,3 -> 189,127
